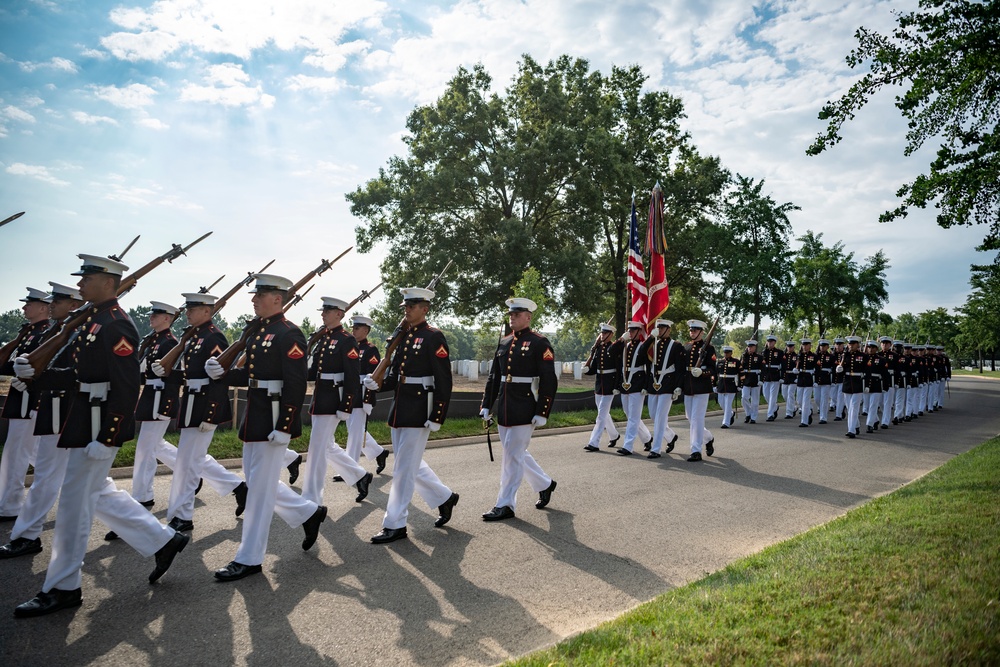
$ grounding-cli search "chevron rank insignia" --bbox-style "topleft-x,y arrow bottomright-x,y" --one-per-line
287,343 -> 305,359
543,348 -> 554,361
369,356 -> 379,365
435,345 -> 448,358
113,337 -> 134,357
347,348 -> 359,359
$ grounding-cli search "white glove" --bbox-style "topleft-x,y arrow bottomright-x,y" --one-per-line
531,415 -> 547,427
691,367 -> 703,378
139,358 -> 148,374
362,403 -> 373,416
205,357 -> 224,380
864,387 -> 870,394
793,368 -> 800,374
198,421 -> 216,432
11,378 -> 27,393
672,387 -> 682,400
836,365 -> 844,373
267,430 -> 291,446
581,365 -> 589,373
85,441 -> 118,460
151,361 -> 167,377
612,389 -> 620,395
13,356 -> 34,379
336,410 -> 350,421
363,374 -> 380,391
479,408 -> 490,419
424,420 -> 441,432
154,412 -> 171,421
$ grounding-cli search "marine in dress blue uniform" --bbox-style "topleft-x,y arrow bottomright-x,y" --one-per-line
717,346 -> 740,428
583,323 -> 621,451
479,297 -> 557,520
615,321 -> 653,455
13,255 -> 187,618
680,320 -> 717,462
206,274 -> 326,581
761,334 -> 784,421
638,319 -> 682,457
347,315 -> 389,472
840,336 -> 868,438
365,287 -> 458,544
739,339 -> 762,423
794,338 -> 818,427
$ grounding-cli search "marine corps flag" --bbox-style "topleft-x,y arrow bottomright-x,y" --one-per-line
644,183 -> 670,333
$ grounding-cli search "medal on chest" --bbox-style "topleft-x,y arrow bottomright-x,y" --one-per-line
412,337 -> 423,351
85,323 -> 102,345
262,334 -> 275,349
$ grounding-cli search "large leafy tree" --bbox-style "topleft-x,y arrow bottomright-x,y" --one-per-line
808,0 -> 1000,248
347,56 -> 726,328
788,231 -> 890,337
710,175 -> 798,334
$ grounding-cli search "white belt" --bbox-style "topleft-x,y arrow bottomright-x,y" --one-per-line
597,369 -> 616,375
147,378 -> 165,417
768,364 -> 781,368
186,378 -> 210,391
746,369 -> 761,374
145,378 -> 165,389
799,369 -> 814,374
249,379 -> 284,393
720,374 -> 738,378
79,382 -> 110,441
319,372 -> 345,383
402,375 -> 435,388
504,375 -> 538,383
625,366 -> 644,373
848,372 -> 864,376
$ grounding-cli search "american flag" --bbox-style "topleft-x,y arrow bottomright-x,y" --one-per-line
627,192 -> 648,328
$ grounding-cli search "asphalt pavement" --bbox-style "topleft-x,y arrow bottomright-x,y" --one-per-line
2,376 -> 998,666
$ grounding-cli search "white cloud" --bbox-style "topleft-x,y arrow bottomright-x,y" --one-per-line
19,56 -> 78,73
137,117 -> 170,130
2,105 -> 36,123
6,162 -> 70,186
71,111 -> 119,125
79,47 -> 109,60
92,82 -> 158,109
22,96 -> 45,108
286,74 -> 345,94
181,63 -> 275,108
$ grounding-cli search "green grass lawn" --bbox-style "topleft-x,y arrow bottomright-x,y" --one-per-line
506,437 -> 1000,666
952,368 -> 1000,379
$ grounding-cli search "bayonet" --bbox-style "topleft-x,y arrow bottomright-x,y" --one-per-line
0,211 -> 25,229
109,235 -> 140,262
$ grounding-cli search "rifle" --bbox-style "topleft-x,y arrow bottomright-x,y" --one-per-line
369,260 -> 454,387
109,235 -> 140,263
26,232 -> 212,376
307,281 -> 384,353
155,260 -> 274,377
137,273 -> 225,360
0,322 -> 33,366
481,316 -> 509,462
693,316 -> 720,371
283,284 -> 315,314
215,249 -> 351,372
0,211 -> 25,229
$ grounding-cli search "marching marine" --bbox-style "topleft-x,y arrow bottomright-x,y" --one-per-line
637,319 -> 682,458
840,335 -> 868,438
615,321 -> 653,456
716,346 -> 740,428
680,320 -> 717,462
582,324 -> 621,451
739,338 -> 761,424
760,334 -> 783,421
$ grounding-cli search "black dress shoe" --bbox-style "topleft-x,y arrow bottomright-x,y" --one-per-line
0,515 -> 17,523
705,439 -> 714,457
665,434 -> 677,453
750,419 -> 756,424
856,427 -> 861,435
233,481 -> 248,517
744,415 -> 751,424
149,531 -> 190,583
766,415 -> 776,422
194,478 -> 203,496
287,454 -> 303,485
608,435 -> 620,448
482,506 -> 515,522
536,481 -> 556,508
720,424 -> 729,429
617,448 -> 633,456
355,472 -> 373,503
892,418 -> 899,425
784,415 -> 794,419
375,449 -> 390,474
646,452 -> 661,459
643,438 -> 652,452
834,416 -> 842,421
435,492 -> 459,527
0,537 -> 42,559
809,414 -> 813,424
687,452 -> 703,462
845,432 -> 856,439
167,517 -> 194,533
14,588 -> 82,618
214,561 -> 263,582
799,423 -> 808,427
583,444 -> 599,452
819,420 -> 827,425
104,531 -> 120,541
371,527 -> 408,544
866,426 -> 874,433
881,424 -> 889,430
331,475 -> 344,482
138,499 -> 155,508
301,505 -> 327,550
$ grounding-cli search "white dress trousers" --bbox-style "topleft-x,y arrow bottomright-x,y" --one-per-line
587,394 -> 619,446
619,392 -> 651,452
382,426 -> 453,530
683,394 -> 712,454
300,414 -> 367,506
718,392 -> 735,426
0,413 -> 40,516
11,434 -> 69,542
646,394 -> 677,454
346,409 -> 385,462
166,426 -> 217,522
741,386 -> 760,421
495,424 -> 551,511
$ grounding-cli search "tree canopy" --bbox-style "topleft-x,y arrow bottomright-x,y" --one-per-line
808,0 -> 1000,249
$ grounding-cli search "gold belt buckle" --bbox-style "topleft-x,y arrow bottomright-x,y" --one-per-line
622,382 -> 631,391
505,374 -> 512,383
652,382 -> 661,391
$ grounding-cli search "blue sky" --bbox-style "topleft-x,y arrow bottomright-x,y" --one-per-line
0,0 -> 984,328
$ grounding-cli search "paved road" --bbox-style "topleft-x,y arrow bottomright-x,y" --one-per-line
2,376 -> 998,666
